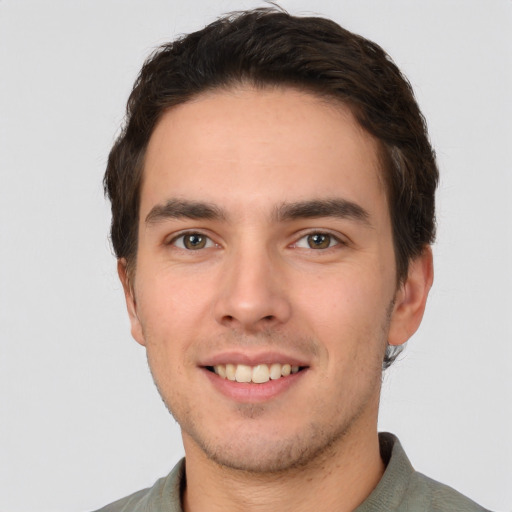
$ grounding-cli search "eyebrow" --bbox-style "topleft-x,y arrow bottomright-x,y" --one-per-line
145,199 -> 226,225
273,198 -> 372,227
145,197 -> 372,227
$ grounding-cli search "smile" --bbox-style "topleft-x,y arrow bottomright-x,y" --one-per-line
209,363 -> 303,383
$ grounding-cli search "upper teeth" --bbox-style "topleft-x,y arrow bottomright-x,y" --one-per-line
213,363 -> 300,383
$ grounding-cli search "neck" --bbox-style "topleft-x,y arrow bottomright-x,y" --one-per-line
182,423 -> 384,512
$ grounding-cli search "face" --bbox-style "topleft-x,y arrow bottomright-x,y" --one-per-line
120,86 -> 431,473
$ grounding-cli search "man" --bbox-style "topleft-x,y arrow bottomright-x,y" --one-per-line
96,7 -> 488,512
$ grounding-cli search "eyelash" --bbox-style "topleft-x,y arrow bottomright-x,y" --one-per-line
168,231 -> 217,250
292,231 -> 345,250
167,230 -> 345,252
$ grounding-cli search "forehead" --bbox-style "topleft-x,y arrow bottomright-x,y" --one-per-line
141,86 -> 387,220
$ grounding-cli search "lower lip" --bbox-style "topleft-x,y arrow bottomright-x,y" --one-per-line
202,368 -> 307,403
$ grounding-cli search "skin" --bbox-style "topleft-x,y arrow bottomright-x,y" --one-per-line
119,86 -> 433,512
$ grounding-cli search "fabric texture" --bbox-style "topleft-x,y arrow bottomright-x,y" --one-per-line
93,433 -> 489,512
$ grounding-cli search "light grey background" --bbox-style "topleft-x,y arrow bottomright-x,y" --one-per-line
1,1 -> 510,511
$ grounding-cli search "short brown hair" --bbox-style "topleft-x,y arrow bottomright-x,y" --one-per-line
104,7 -> 439,367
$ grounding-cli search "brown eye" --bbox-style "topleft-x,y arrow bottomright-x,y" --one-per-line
307,233 -> 332,249
183,234 -> 207,249
173,233 -> 214,250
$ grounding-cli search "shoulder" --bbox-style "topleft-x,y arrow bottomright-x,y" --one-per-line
92,483 -> 162,512
405,471 -> 489,512
91,459 -> 185,512
358,433 -> 490,512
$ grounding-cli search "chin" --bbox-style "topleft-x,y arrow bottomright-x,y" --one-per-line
199,440 -> 325,474
181,415 -> 352,475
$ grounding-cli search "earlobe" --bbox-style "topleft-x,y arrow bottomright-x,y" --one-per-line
388,247 -> 434,346
117,259 -> 146,346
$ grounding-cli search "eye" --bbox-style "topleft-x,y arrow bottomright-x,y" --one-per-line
294,232 -> 340,250
172,232 -> 215,250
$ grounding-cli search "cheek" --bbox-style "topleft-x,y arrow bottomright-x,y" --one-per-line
295,266 -> 389,322
136,277 -> 194,394
136,264 -> 211,321
292,267 -> 392,362
133,278 -> 196,372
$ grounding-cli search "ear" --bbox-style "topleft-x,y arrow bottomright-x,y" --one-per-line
388,246 -> 434,346
117,259 -> 146,346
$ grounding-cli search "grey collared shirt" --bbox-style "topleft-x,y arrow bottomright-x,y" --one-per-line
94,433 -> 489,512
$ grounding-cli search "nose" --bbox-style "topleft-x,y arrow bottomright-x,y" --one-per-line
213,244 -> 292,333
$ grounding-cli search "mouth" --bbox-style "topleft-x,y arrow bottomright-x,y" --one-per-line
205,363 -> 306,384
